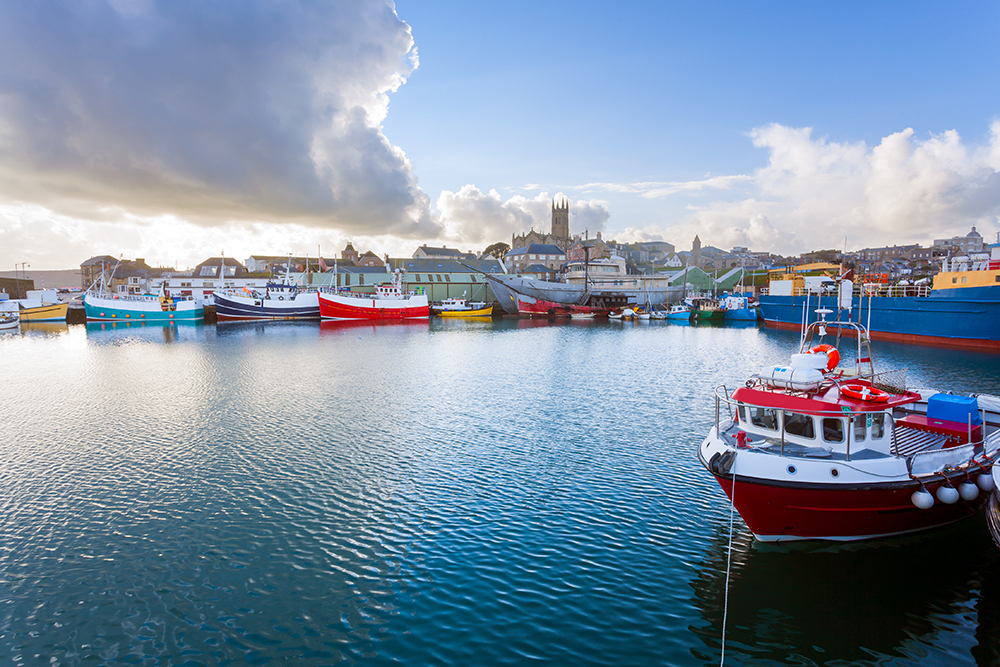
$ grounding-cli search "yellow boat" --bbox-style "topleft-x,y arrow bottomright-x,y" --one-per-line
437,304 -> 494,318
18,302 -> 69,322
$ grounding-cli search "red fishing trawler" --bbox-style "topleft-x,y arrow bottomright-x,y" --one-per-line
698,310 -> 999,542
318,271 -> 429,320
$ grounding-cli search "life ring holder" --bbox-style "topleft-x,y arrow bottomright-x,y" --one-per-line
806,343 -> 840,372
841,383 -> 890,403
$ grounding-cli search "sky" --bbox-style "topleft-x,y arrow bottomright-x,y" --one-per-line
1,1 -> 999,270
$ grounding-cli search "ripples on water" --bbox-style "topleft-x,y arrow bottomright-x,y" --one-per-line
1,320 -> 999,666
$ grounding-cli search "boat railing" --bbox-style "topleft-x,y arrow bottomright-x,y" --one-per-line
908,428 -> 1000,478
713,383 -> 906,462
318,286 -> 420,300
762,284 -> 931,298
854,284 -> 931,298
88,292 -> 197,304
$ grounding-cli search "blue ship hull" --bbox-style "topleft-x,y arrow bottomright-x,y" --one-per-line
724,307 -> 758,321
757,286 -> 1000,350
213,292 -> 320,320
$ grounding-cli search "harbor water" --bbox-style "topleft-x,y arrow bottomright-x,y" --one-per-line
2,319 -> 999,666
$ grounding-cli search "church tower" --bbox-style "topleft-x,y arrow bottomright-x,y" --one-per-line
691,235 -> 702,269
551,199 -> 569,240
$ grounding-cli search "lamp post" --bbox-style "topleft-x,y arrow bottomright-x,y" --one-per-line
16,262 -> 29,298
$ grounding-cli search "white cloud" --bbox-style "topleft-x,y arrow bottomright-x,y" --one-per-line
436,185 -> 610,247
577,175 -> 752,199
0,0 -> 439,239
606,122 -> 1000,255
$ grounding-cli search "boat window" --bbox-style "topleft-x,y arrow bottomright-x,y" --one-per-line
822,418 -> 845,443
783,412 -> 815,439
737,405 -> 747,423
749,407 -> 778,431
871,413 -> 885,439
853,415 -> 866,442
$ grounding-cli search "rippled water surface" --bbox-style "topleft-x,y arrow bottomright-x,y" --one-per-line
2,319 -> 999,666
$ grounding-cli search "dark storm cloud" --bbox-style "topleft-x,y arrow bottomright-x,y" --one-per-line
0,0 -> 440,237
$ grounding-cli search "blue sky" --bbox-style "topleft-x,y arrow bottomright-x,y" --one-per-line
1,1 -> 998,269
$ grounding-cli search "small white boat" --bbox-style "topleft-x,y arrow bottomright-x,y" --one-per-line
0,313 -> 20,330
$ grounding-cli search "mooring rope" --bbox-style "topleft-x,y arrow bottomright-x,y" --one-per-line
720,455 -> 736,666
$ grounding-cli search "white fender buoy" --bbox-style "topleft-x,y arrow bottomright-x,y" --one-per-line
936,484 -> 960,504
911,489 -> 934,509
958,482 -> 980,501
977,472 -> 996,492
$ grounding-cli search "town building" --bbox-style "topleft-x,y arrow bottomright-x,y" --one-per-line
934,226 -> 985,255
566,233 -> 613,264
855,244 -> 920,263
244,255 -> 334,274
411,245 -> 477,260
503,243 -> 566,274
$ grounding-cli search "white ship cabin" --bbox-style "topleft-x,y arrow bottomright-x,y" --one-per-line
563,255 -> 674,290
717,380 -> 990,463
731,398 -> 894,459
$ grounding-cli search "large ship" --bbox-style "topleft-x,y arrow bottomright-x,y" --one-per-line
483,271 -> 683,315
757,248 -> 1000,351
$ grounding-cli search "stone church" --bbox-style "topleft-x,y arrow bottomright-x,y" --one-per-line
511,199 -> 572,254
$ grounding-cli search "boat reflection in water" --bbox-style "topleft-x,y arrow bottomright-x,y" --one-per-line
690,521 -> 1000,666
84,320 -> 208,345
318,318 -> 429,335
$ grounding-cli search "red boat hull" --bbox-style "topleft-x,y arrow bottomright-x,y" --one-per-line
716,474 -> 986,541
318,292 -> 428,320
516,295 -> 572,317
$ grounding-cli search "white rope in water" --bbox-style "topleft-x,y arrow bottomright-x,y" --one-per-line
720,458 -> 736,667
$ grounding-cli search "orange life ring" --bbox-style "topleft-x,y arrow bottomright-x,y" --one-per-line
841,383 -> 890,403
807,344 -> 840,372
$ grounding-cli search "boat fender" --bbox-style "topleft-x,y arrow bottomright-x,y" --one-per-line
911,489 -> 934,509
958,481 -> 980,501
807,344 -> 840,372
936,484 -> 960,504
709,449 -> 737,476
977,471 -> 996,492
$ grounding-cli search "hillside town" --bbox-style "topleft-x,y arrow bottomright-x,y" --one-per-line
0,200 -> 994,303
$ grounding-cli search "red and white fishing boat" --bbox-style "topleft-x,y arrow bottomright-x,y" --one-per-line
317,271 -> 428,320
699,310 -> 999,542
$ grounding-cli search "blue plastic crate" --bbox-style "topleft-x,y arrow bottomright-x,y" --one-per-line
927,394 -> 982,425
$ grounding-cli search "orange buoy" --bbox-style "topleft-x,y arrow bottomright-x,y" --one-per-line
807,344 -> 840,372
